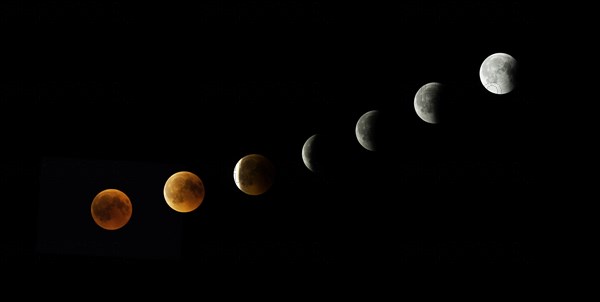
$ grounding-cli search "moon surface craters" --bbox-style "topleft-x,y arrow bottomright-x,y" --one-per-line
479,52 -> 518,94
414,82 -> 444,124
91,188 -> 132,231
164,171 -> 205,213
234,154 -> 275,196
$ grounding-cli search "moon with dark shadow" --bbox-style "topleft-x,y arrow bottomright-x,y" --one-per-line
414,82 -> 445,124
91,188 -> 132,231
302,134 -> 321,172
233,154 -> 275,196
164,171 -> 205,213
479,52 -> 519,94
355,110 -> 380,151
300,132 -> 347,177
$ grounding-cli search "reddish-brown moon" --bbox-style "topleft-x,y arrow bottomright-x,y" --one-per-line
233,154 -> 275,196
163,171 -> 205,213
90,188 -> 132,231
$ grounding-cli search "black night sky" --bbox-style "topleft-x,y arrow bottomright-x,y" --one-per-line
1,1 -> 552,265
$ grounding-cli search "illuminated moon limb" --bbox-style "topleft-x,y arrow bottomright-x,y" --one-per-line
302,134 -> 318,172
233,154 -> 275,196
414,82 -> 443,124
355,110 -> 380,151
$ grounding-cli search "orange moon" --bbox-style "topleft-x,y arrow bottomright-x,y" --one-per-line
90,188 -> 132,231
233,154 -> 275,196
163,171 -> 205,213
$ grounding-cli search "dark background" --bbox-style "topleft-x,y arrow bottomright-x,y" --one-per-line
1,1 -> 552,265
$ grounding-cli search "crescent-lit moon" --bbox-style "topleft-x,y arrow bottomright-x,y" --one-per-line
163,171 -> 205,213
479,52 -> 518,94
233,154 -> 275,196
302,134 -> 319,172
91,188 -> 132,231
355,110 -> 380,151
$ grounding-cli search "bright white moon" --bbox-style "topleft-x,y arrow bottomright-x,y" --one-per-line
479,52 -> 518,95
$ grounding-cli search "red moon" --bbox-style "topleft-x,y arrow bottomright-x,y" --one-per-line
90,188 -> 132,231
163,171 -> 205,213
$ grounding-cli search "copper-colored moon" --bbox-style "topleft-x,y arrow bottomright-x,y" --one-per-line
90,188 -> 132,231
233,154 -> 275,196
163,171 -> 205,213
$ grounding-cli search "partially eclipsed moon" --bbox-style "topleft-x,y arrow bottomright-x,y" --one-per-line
91,188 -> 132,231
164,171 -> 205,213
302,134 -> 319,172
355,110 -> 380,151
479,52 -> 518,94
414,82 -> 444,124
301,133 -> 342,176
233,154 -> 275,196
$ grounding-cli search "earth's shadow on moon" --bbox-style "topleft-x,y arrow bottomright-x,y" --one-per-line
300,131 -> 349,181
354,109 -> 398,153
